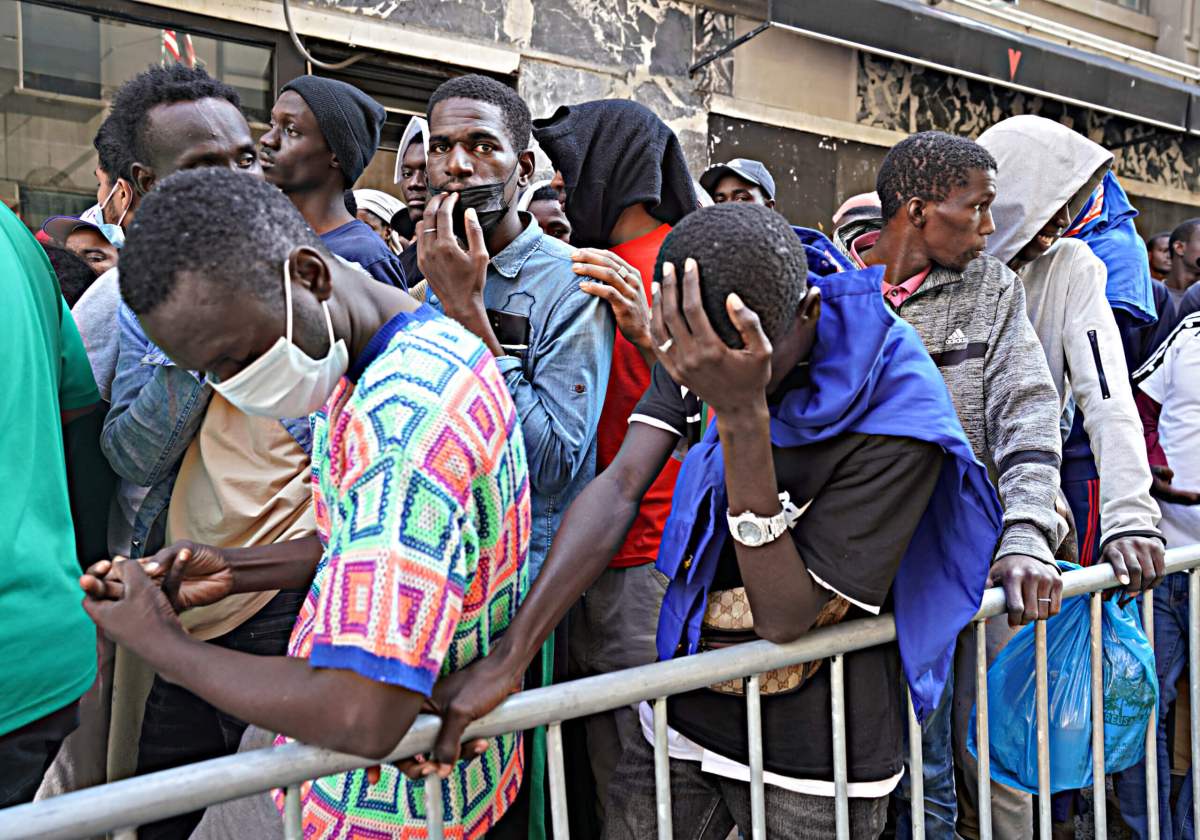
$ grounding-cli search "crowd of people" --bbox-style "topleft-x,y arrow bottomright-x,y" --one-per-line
3,59 -> 1200,840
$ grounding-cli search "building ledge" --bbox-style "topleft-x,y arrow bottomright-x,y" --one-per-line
945,0 -> 1199,81
709,93 -> 906,148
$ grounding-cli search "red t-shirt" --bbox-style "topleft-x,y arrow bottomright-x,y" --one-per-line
598,224 -> 680,568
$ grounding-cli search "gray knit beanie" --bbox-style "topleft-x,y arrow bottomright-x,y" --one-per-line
281,75 -> 385,187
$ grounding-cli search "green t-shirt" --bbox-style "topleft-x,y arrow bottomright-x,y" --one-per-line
0,204 -> 100,735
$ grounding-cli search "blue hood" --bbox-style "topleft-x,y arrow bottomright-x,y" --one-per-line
1067,172 -> 1157,325
795,225 -> 855,276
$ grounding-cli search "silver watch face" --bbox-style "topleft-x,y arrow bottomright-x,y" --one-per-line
736,520 -> 764,545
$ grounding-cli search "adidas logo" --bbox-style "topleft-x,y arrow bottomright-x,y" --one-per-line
946,328 -> 967,347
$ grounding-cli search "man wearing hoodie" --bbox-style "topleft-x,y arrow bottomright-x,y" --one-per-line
976,116 -> 1163,578
532,98 -> 696,822
979,116 -> 1168,834
394,115 -> 429,289
835,131 -> 1065,840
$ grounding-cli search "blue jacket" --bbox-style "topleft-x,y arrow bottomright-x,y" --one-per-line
1066,172 -> 1157,326
654,254 -> 1003,721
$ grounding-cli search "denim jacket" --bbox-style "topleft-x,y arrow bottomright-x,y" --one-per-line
430,216 -> 615,578
102,296 -> 312,558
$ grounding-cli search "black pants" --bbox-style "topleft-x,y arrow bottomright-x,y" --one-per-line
0,700 -> 80,807
135,590 -> 305,840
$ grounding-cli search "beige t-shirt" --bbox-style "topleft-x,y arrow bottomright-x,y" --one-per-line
167,394 -> 315,641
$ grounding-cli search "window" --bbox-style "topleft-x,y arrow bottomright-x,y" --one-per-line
0,1 -> 277,229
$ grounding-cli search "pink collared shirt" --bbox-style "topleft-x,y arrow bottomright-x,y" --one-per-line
849,229 -> 932,308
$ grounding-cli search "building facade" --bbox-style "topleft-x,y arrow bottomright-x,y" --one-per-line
5,0 -> 1199,236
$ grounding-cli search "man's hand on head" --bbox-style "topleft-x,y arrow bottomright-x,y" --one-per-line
988,554 -> 1063,627
80,557 -> 185,652
1103,535 -> 1166,595
649,256 -> 772,417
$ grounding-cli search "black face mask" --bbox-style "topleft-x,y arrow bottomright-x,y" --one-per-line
428,165 -> 517,243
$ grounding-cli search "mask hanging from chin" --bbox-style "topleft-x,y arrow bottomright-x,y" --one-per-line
428,163 -> 518,243
210,258 -> 349,419
77,210 -> 125,250
82,181 -> 129,248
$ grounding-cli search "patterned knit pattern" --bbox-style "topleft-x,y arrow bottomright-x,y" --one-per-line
279,310 -> 530,839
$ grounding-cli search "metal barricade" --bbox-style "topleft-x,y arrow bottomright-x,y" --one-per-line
3,545 -> 1199,840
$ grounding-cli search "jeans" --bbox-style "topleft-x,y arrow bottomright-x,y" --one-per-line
0,701 -> 80,807
135,590 -> 305,840
893,670 -> 957,839
602,719 -> 889,840
1117,572 -> 1195,840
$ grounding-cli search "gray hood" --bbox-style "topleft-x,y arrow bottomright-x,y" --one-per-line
977,115 -> 1111,266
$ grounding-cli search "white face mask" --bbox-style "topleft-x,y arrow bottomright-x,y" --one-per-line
211,259 -> 349,419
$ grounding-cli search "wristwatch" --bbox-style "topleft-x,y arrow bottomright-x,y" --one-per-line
727,492 -> 805,548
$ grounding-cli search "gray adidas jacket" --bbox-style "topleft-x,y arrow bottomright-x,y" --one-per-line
835,219 -> 1066,564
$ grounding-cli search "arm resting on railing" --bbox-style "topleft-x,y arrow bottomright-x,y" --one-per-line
82,559 -> 423,760
422,421 -> 676,765
717,403 -> 832,643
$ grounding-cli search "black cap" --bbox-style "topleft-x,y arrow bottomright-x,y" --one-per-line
281,75 -> 386,187
699,158 -> 776,200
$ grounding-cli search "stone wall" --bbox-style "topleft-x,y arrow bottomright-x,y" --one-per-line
322,0 -> 725,172
857,53 -> 1200,196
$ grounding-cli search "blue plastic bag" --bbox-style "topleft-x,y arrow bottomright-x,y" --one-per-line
968,569 -> 1158,794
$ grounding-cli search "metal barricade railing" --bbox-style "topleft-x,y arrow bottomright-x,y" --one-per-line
3,544 -> 1200,840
